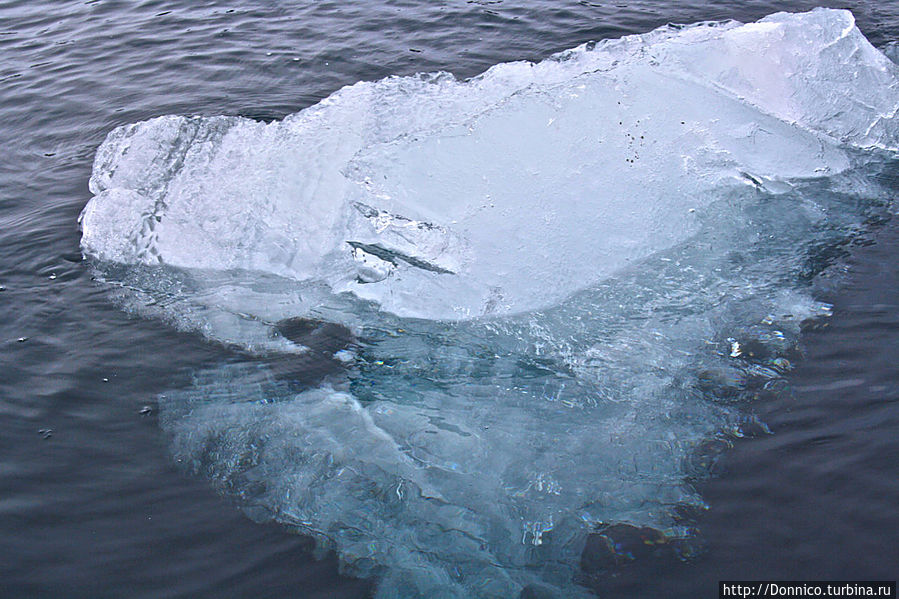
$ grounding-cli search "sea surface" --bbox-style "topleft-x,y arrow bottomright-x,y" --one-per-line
1,1 -> 897,597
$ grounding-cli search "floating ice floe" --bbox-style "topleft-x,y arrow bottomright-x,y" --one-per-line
81,8 -> 898,598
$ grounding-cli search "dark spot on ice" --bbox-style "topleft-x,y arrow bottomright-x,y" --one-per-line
267,317 -> 357,389
346,241 -> 454,274
732,338 -> 771,360
740,170 -> 763,188
275,317 -> 355,352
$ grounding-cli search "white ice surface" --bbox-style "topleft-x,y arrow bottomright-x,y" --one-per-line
80,8 -> 897,320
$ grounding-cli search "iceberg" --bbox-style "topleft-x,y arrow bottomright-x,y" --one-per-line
80,8 -> 898,322
80,8 -> 898,598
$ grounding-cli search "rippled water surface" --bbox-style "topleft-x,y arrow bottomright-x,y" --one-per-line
2,1 -> 898,597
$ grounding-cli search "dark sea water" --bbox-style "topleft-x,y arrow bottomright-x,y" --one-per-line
1,1 -> 897,597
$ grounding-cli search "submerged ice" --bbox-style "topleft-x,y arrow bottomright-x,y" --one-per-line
80,9 -> 898,598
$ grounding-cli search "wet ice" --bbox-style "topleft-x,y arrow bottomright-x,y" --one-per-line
80,9 -> 898,598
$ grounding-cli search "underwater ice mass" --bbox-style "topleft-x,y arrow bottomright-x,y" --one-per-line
80,9 -> 898,598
